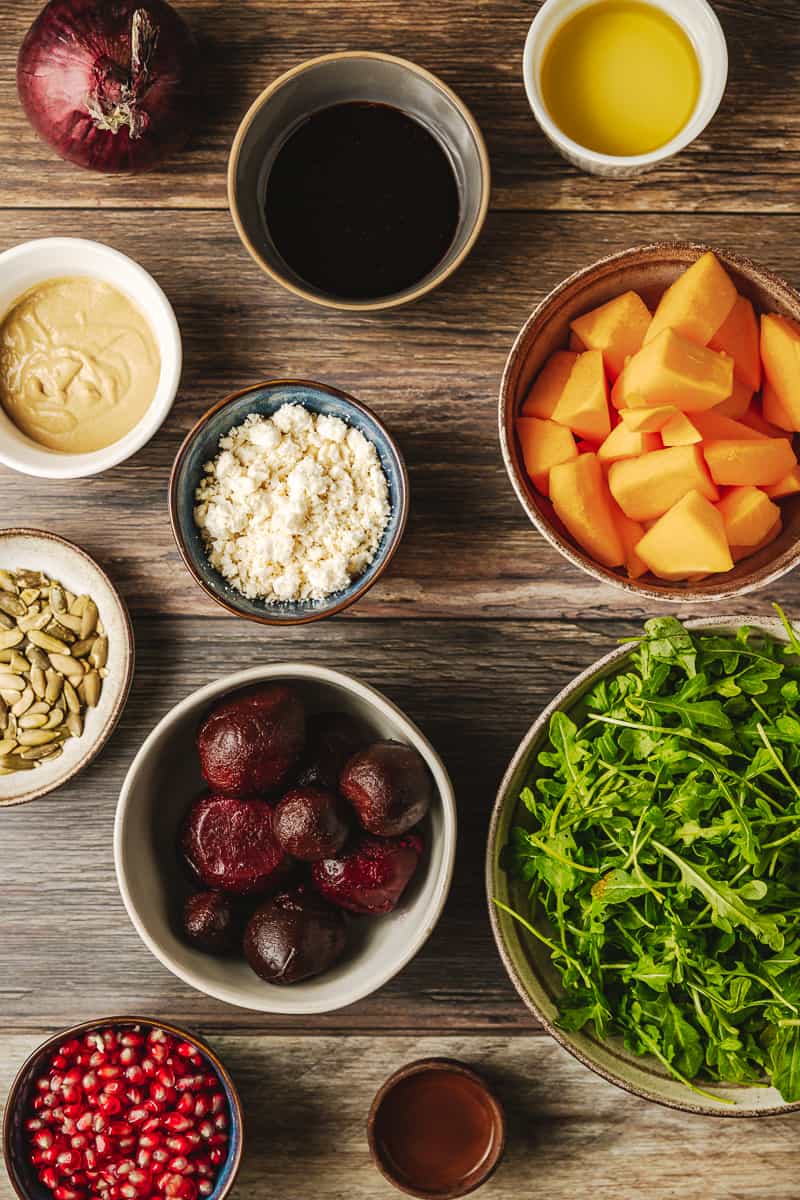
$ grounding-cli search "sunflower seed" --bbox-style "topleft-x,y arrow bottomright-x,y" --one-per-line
70,595 -> 88,617
45,707 -> 64,730
79,600 -> 98,640
49,586 -> 66,613
72,637 -> 94,658
17,610 -> 49,633
41,746 -> 63,763
62,679 -> 80,714
29,701 -> 49,716
19,713 -> 47,730
29,630 -> 71,655
17,730 -> 59,746
0,739 -> 17,755
0,593 -> 25,618
11,688 -> 34,717
0,696 -> 7,728
0,629 -> 23,651
47,620 -> 76,644
45,671 -> 63,705
56,612 -> 83,635
0,674 -> 24,692
81,671 -> 101,708
20,588 -> 40,606
16,570 -> 43,588
48,653 -> 77,676
65,712 -> 83,738
30,667 -> 46,699
0,754 -> 34,770
90,636 -> 108,669
25,645 -> 49,670
0,570 -> 17,593
0,612 -> 14,631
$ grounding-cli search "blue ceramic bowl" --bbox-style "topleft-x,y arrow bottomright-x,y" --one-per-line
2,1016 -> 244,1200
170,380 -> 409,624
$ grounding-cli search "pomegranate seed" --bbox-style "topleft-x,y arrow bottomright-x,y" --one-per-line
95,1134 -> 110,1157
136,1148 -> 153,1170
209,1094 -> 225,1115
89,1053 -> 107,1069
126,1088 -> 144,1105
151,1147 -> 170,1164
142,1100 -> 161,1116
142,1117 -> 162,1133
51,1056 -> 68,1070
176,1095 -> 193,1116
71,1135 -> 88,1151
98,1067 -> 121,1080
62,1086 -> 82,1105
102,1031 -> 119,1050
120,1032 -> 144,1048
174,1076 -> 202,1094
83,1073 -> 99,1093
64,1104 -> 84,1119
62,1119 -> 78,1137
35,1130 -> 55,1149
150,1045 -> 168,1065
197,1182 -> 213,1197
212,1113 -> 227,1132
53,1188 -> 82,1200
162,1115 -> 191,1133
109,1121 -> 133,1138
148,1083 -> 176,1108
26,1117 -> 44,1132
209,1149 -> 224,1167
169,1157 -> 190,1175
41,1165 -> 59,1188
118,1137 -> 137,1151
103,1081 -> 125,1097
175,1044 -> 195,1060
59,1040 -> 81,1056
84,1148 -> 97,1170
196,1122 -> 213,1142
50,1075 -> 64,1093
99,1097 -> 122,1117
128,1108 -> 149,1126
165,1136 -> 191,1155
57,1149 -> 82,1170
114,1160 -> 135,1177
125,1066 -> 145,1085
191,1097 -> 208,1121
193,1157 -> 212,1177
93,1115 -> 107,1133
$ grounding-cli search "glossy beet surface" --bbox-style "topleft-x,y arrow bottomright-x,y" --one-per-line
180,793 -> 287,895
197,683 -> 305,798
311,832 -> 423,915
273,785 -> 350,861
183,890 -> 240,955
339,740 -> 433,836
295,712 -> 368,791
244,888 -> 347,984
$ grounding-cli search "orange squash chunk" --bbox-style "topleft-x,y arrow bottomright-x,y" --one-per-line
714,377 -> 752,419
764,466 -> 800,498
549,453 -> 624,568
731,516 -> 782,562
516,416 -> 578,496
761,314 -> 800,430
613,329 -> 734,413
716,486 -> 780,547
635,491 -> 734,581
645,251 -> 738,347
611,504 -> 648,580
741,401 -> 789,439
762,377 -> 797,432
521,351 -> 578,419
661,413 -> 702,446
597,423 -> 660,464
619,406 -> 677,432
569,330 -> 586,352
570,291 -> 651,381
551,350 -> 611,441
690,411 -> 765,442
704,437 -> 797,487
608,445 -> 719,523
709,295 -> 762,393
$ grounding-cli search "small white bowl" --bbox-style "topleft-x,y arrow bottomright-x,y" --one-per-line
523,0 -> 728,177
0,529 -> 134,807
0,238 -> 182,478
114,664 -> 457,1015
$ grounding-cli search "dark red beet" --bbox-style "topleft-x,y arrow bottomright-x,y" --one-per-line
311,832 -> 423,915
180,792 -> 288,895
182,890 -> 239,955
339,740 -> 432,836
273,785 -> 350,861
197,683 -> 305,798
295,712 -> 368,791
244,888 -> 347,984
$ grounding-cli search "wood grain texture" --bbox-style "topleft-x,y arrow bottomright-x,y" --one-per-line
2,209 -> 800,621
0,0 -> 799,212
3,1033 -> 800,1200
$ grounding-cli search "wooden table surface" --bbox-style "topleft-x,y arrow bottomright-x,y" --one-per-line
2,1 -> 800,1196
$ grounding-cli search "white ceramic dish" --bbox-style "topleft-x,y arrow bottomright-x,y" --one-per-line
523,0 -> 728,177
0,529 -> 134,807
0,238 -> 182,479
115,664 -> 457,1015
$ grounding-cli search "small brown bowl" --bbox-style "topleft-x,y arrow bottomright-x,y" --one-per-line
499,243 -> 800,603
367,1058 -> 506,1198
3,1015 -> 244,1200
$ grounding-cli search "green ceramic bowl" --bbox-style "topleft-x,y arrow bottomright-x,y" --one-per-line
486,616 -> 800,1117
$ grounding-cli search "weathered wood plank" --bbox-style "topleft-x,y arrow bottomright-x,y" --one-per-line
0,0 -> 798,212
2,1033 -> 798,1199
2,209 -> 800,621
0,615 -> 630,1033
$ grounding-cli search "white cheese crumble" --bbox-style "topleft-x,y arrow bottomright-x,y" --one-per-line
193,404 -> 391,603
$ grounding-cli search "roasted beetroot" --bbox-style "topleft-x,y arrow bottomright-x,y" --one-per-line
244,887 -> 347,984
180,792 -> 288,895
273,785 -> 350,861
311,832 -> 423,915
295,712 -> 367,791
197,683 -> 305,797
182,890 -> 240,955
339,740 -> 432,836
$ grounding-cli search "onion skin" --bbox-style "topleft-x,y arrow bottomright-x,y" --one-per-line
17,0 -> 199,173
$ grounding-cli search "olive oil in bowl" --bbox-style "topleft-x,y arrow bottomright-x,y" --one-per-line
540,0 -> 701,158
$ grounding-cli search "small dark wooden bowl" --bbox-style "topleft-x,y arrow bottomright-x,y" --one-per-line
2,1016 -> 244,1200
499,243 -> 800,603
367,1057 -> 506,1198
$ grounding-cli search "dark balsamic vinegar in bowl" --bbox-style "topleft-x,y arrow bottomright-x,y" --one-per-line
264,102 -> 461,301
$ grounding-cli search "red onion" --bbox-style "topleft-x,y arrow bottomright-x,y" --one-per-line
17,0 -> 199,173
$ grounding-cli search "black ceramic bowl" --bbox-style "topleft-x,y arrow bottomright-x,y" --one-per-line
3,1016 -> 244,1200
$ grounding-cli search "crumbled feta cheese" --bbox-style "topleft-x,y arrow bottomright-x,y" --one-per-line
194,405 -> 391,604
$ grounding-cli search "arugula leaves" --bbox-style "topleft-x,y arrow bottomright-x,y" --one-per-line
501,611 -> 800,1104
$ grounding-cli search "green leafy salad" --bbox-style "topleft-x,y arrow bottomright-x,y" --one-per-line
499,610 -> 800,1104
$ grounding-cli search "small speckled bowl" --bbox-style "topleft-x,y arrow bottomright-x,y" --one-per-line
169,380 -> 409,624
2,1016 -> 243,1200
0,529 -> 134,807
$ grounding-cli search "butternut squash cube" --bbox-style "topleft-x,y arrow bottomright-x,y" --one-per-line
704,438 -> 797,487
764,466 -> 800,499
611,504 -> 648,580
619,406 -> 677,432
741,401 -> 789,439
761,314 -> 800,430
516,416 -> 578,496
551,350 -> 611,441
569,331 -> 586,352
549,453 -> 624,568
690,411 -> 765,442
661,412 -> 702,446
635,491 -> 734,580
570,291 -> 651,381
716,486 -> 780,547
614,329 -> 734,413
645,251 -> 738,347
597,423 -> 660,464
731,517 -> 782,562
762,377 -> 797,432
521,350 -> 578,419
714,377 -> 752,419
709,295 -> 762,393
608,445 -> 719,523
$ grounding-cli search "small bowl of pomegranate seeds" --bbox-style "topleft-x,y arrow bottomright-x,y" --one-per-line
2,1017 -> 243,1200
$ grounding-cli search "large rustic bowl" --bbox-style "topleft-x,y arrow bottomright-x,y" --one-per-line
486,615 -> 800,1117
115,663 -> 456,1015
499,243 -> 800,603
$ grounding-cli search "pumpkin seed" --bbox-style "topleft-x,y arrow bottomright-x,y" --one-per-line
0,754 -> 34,770
11,688 -> 34,718
66,712 -> 83,738
62,679 -> 80,714
29,630 -> 71,655
45,707 -> 64,730
81,671 -> 101,708
50,655 -> 79,678
57,612 -> 83,634
80,600 -> 98,640
19,714 -> 47,730
0,629 -> 23,651
72,637 -> 94,658
0,569 -> 17,593
49,586 -> 66,613
0,593 -> 25,618
17,730 -> 59,746
19,744 -> 56,761
90,636 -> 108,669
45,671 -> 63,705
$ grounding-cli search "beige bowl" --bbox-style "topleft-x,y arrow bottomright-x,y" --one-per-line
499,243 -> 800,603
